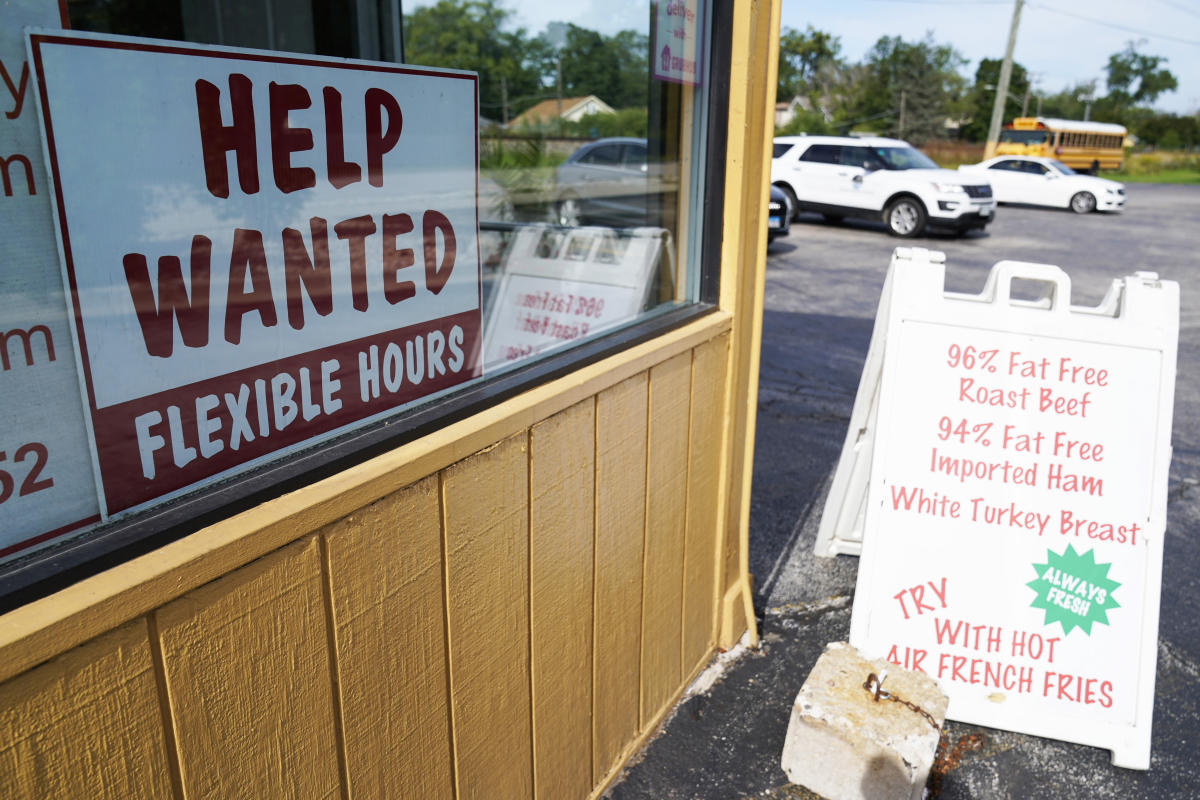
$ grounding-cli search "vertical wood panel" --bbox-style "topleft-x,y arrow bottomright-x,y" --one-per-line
0,618 -> 173,800
592,372 -> 649,783
156,537 -> 340,800
443,434 -> 533,800
529,400 -> 595,800
683,335 -> 730,674
640,352 -> 693,722
322,476 -> 453,800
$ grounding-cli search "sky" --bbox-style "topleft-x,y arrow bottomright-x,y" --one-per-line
484,0 -> 1200,116
779,0 -> 1200,115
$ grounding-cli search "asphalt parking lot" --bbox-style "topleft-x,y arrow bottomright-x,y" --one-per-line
607,184 -> 1200,798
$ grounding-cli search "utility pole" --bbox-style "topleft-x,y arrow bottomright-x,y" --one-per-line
556,56 -> 564,135
547,22 -> 567,136
898,90 -> 906,138
985,0 -> 1023,159
501,75 -> 509,126
1078,82 -> 1097,121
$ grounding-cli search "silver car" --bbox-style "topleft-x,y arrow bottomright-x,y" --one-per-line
554,137 -> 670,228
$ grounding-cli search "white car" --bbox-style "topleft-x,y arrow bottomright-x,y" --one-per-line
958,156 -> 1125,214
771,135 -> 995,238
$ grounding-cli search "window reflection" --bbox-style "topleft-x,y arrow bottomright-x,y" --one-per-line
480,225 -> 674,369
67,0 -> 697,378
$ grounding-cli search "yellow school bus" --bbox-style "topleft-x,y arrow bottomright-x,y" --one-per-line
997,117 -> 1127,172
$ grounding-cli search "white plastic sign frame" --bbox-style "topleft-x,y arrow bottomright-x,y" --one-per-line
845,247 -> 1177,769
481,225 -> 668,371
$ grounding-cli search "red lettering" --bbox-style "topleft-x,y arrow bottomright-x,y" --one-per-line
334,215 -> 377,311
382,213 -> 416,304
195,74 -> 259,198
322,86 -> 362,189
1,153 -> 35,197
0,325 -> 55,370
122,236 -> 212,358
282,217 -> 333,330
269,82 -> 316,193
224,228 -> 278,344
364,88 -> 402,186
422,210 -> 455,294
2,59 -> 30,120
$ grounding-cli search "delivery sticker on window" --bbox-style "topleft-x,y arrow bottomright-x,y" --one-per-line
652,0 -> 704,86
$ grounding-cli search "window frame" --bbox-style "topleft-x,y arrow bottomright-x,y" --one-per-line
0,0 -> 733,611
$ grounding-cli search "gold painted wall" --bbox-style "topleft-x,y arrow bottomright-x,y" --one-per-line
0,0 -> 781,793
1,331 -> 732,800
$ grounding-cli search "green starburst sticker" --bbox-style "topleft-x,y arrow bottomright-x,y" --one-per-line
1027,545 -> 1121,635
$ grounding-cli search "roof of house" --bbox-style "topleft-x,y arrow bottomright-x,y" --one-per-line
509,95 -> 612,127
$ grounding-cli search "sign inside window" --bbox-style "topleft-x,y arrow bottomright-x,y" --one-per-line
652,0 -> 704,86
1,3 -> 102,563
26,31 -> 480,523
481,226 -> 669,370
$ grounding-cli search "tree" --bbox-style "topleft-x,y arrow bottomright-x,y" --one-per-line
611,30 -> 650,109
776,108 -> 837,137
776,26 -> 843,105
1036,82 -> 1092,120
849,34 -> 967,143
563,108 -> 649,138
1133,112 -> 1198,149
1105,41 -> 1178,110
961,58 -> 1030,142
404,0 -> 543,123
548,24 -> 648,110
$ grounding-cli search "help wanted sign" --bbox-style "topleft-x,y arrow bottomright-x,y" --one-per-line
30,31 -> 481,513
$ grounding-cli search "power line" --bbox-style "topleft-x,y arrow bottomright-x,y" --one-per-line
1031,3 -> 1200,46
1154,0 -> 1200,22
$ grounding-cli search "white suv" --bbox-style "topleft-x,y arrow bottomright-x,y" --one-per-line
771,135 -> 995,237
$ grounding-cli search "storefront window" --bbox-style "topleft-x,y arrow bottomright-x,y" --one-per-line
2,0 -> 718,600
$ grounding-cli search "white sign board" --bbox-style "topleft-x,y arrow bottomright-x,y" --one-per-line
0,1 -> 101,562
482,225 -> 668,371
30,30 -> 480,516
843,248 -> 1177,769
652,0 -> 704,86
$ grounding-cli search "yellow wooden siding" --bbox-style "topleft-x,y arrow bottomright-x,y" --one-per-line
322,475 -> 454,800
0,315 -> 762,800
714,0 -> 777,652
640,352 -> 694,723
0,618 -> 172,800
155,536 -> 341,800
591,372 -> 650,784
529,401 -> 596,800
442,434 -> 534,800
683,334 -> 730,673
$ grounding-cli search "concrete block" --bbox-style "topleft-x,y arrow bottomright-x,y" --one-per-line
780,641 -> 947,800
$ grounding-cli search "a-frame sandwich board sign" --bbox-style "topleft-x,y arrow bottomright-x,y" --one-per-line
826,247 -> 1177,769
